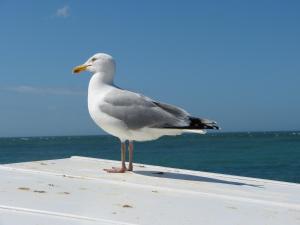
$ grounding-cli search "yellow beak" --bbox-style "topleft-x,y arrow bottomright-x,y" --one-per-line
72,64 -> 89,74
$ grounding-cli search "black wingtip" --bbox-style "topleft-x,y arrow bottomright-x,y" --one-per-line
161,117 -> 220,131
189,117 -> 220,130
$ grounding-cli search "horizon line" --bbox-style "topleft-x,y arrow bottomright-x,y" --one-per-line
0,129 -> 299,139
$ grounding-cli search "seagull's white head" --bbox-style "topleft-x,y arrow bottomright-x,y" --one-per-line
73,53 -> 116,75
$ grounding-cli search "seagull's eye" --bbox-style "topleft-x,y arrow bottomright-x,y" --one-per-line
91,58 -> 97,62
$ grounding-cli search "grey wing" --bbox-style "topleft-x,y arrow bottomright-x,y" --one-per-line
100,88 -> 190,130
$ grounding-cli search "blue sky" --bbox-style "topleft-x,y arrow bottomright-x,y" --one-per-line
0,0 -> 299,137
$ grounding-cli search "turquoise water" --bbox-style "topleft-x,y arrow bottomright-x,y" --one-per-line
0,131 -> 299,183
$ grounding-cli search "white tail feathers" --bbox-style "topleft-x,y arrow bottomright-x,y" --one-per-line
183,129 -> 207,134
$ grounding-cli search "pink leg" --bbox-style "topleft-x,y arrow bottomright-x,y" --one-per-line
104,142 -> 127,173
128,141 -> 134,171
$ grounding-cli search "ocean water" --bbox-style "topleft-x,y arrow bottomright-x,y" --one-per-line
0,131 -> 299,183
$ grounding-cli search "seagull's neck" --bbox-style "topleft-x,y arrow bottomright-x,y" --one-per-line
88,72 -> 115,94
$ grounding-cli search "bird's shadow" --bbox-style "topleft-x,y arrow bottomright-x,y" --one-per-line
134,170 -> 263,188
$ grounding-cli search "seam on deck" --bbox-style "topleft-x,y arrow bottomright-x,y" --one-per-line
0,205 -> 138,225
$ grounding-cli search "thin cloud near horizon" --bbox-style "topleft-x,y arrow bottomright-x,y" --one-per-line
1,85 -> 86,96
56,5 -> 70,18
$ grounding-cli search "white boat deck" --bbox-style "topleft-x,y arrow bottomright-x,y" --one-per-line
0,156 -> 299,225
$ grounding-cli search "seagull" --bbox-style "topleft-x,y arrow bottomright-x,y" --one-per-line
73,53 -> 219,173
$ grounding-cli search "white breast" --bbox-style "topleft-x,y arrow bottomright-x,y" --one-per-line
88,85 -> 132,141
